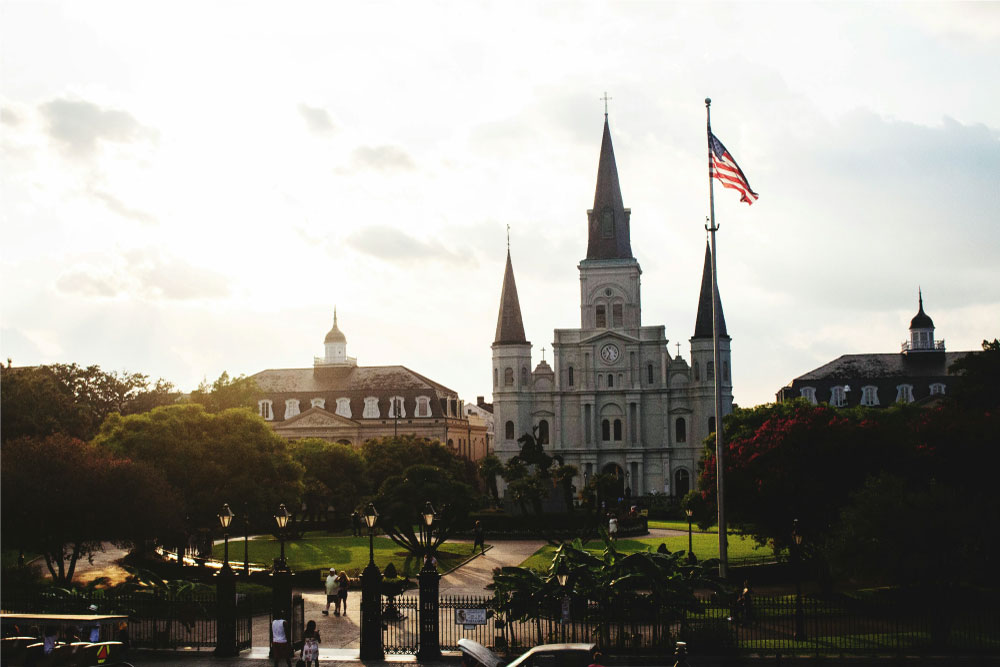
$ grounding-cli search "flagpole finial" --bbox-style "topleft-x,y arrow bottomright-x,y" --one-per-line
705,97 -> 711,106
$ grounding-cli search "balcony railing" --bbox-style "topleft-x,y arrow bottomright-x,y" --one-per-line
901,339 -> 945,353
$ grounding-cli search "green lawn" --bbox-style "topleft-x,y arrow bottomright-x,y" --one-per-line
213,534 -> 481,577
648,520 -> 716,532
520,533 -> 776,571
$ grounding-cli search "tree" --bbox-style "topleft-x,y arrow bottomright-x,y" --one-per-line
0,434 -> 180,583
371,464 -> 477,564
187,371 -> 260,413
0,362 -> 176,442
949,338 -> 1000,411
361,435 -> 474,492
93,403 -> 304,529
288,438 -> 368,520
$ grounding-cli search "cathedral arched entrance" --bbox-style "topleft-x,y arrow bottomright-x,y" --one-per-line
673,468 -> 690,497
601,463 -> 625,502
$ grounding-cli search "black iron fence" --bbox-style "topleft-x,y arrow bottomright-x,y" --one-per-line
381,592 -> 1000,657
1,588 -> 260,651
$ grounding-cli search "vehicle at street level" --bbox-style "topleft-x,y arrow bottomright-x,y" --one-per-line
459,638 -> 597,667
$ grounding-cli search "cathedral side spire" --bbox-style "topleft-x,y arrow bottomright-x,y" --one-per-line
586,117 -> 632,260
694,242 -> 728,338
494,250 -> 527,344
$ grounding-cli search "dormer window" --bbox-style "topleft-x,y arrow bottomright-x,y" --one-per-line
258,399 -> 273,420
388,396 -> 406,418
800,387 -> 817,405
896,384 -> 914,403
363,396 -> 380,418
285,399 -> 300,418
860,386 -> 879,407
335,397 -> 352,418
311,398 -> 325,410
830,386 -> 847,407
416,396 -> 432,417
930,383 -> 946,396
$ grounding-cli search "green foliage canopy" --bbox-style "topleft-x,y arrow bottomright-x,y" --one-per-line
93,403 -> 304,528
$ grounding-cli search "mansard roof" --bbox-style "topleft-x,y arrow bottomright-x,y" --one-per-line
792,352 -> 970,382
693,242 -> 728,338
586,118 -> 633,260
494,250 -> 528,345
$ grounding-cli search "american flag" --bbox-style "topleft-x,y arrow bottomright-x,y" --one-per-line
709,132 -> 758,205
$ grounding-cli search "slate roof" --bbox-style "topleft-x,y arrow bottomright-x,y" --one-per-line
795,352 -> 967,381
251,365 -> 459,422
693,242 -> 728,338
586,118 -> 633,261
494,250 -> 528,345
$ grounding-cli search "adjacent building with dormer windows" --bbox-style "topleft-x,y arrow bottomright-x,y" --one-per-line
251,311 -> 488,460
776,291 -> 974,408
490,117 -> 734,499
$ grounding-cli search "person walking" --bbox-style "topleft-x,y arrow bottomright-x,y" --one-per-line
270,617 -> 292,667
336,570 -> 350,617
323,568 -> 337,616
301,619 -> 321,667
473,520 -> 486,554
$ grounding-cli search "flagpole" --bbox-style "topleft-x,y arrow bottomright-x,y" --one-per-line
705,97 -> 728,579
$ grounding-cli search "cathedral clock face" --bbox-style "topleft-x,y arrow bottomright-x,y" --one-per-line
600,343 -> 620,364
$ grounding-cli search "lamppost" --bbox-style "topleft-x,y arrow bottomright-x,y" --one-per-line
360,503 -> 383,660
685,508 -> 695,562
242,503 -> 250,577
556,560 -> 570,642
625,471 -> 631,500
219,503 -> 234,573
417,501 -> 441,661
215,503 -> 237,657
274,504 -> 290,571
271,504 -> 293,629
792,518 -> 806,641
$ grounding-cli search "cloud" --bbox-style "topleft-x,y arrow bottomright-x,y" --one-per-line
0,107 -> 21,126
298,104 -> 335,134
90,189 -> 157,225
55,248 -> 230,301
351,145 -> 415,171
346,226 -> 474,266
39,97 -> 155,158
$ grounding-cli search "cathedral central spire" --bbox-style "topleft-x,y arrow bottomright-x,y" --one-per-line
586,117 -> 633,260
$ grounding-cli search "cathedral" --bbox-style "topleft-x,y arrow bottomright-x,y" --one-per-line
491,117 -> 734,499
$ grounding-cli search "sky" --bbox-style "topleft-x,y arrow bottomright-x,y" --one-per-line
2,1 -> 998,408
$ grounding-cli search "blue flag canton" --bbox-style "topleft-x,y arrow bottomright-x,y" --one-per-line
709,132 -> 728,158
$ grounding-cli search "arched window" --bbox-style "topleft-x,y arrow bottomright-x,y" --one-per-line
830,386 -> 847,407
363,396 -> 380,418
388,396 -> 406,418
521,366 -> 528,385
694,362 -> 700,381
568,366 -> 575,386
601,207 -> 614,238
258,399 -> 273,420
505,420 -> 515,439
896,384 -> 914,404
647,364 -> 654,385
800,387 -> 817,405
596,305 -> 607,328
675,417 -> 686,443
285,399 -> 300,419
504,367 -> 514,386
537,419 -> 549,444
706,361 -> 715,380
861,385 -> 879,407
607,374 -> 614,388
723,361 -> 730,382
310,397 -> 325,409
494,368 -> 498,386
601,419 -> 611,441
930,383 -> 946,396
613,419 -> 622,441
612,303 -> 623,327
708,416 -> 716,434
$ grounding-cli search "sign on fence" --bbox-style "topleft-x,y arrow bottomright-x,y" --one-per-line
454,608 -> 487,629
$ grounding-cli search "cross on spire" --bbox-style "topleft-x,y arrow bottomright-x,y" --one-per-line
676,342 -> 681,357
600,91 -> 612,118
541,346 -> 546,361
